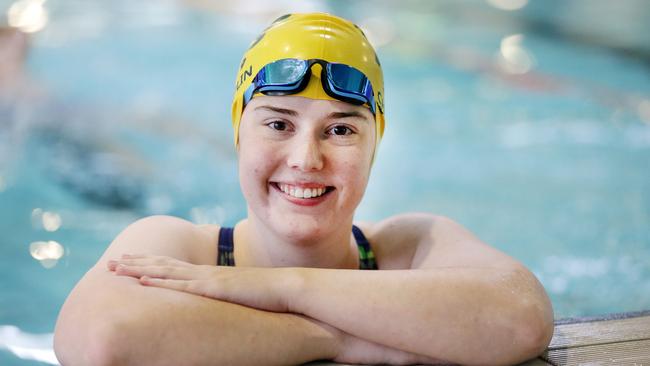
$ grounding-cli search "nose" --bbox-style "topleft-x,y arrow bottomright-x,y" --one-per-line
287,134 -> 324,172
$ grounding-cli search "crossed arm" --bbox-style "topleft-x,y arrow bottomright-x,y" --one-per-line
54,215 -> 553,365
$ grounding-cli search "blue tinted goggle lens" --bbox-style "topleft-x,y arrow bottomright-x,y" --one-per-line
260,59 -> 308,85
243,59 -> 375,114
326,63 -> 375,112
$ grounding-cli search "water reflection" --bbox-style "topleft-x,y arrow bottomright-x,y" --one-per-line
31,208 -> 62,231
42,211 -> 62,232
29,240 -> 64,268
30,208 -> 43,229
7,0 -> 48,33
0,325 -> 58,365
497,34 -> 535,75
485,0 -> 528,11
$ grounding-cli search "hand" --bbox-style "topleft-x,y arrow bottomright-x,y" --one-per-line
107,254 -> 301,313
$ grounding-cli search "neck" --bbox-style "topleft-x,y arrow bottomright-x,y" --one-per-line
238,211 -> 358,269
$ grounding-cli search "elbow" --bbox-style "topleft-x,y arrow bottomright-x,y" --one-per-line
54,318 -> 125,366
490,269 -> 554,365
511,287 -> 555,362
515,308 -> 554,360
480,302 -> 553,366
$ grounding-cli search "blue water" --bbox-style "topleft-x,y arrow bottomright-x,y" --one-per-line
1,1 -> 649,364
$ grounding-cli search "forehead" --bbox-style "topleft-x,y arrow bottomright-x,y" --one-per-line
245,95 -> 374,121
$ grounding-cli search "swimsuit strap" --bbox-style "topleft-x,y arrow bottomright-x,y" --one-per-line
352,225 -> 378,270
217,227 -> 235,266
217,225 -> 378,269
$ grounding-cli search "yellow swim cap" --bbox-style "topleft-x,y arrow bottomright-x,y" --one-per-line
231,13 -> 385,149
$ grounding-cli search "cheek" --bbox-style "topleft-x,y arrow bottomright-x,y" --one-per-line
337,151 -> 371,199
238,143 -> 275,197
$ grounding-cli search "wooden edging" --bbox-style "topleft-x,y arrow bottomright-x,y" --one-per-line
554,310 -> 650,326
539,310 -> 650,365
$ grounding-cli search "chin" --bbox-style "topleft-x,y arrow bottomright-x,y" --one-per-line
268,213 -> 334,245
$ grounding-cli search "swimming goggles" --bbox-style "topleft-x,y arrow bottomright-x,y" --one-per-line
242,58 -> 377,115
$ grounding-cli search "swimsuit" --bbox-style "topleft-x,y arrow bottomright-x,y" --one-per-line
217,225 -> 378,270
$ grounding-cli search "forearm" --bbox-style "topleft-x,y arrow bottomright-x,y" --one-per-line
293,266 -> 553,365
54,268 -> 338,366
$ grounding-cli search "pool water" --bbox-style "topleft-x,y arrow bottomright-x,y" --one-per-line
1,0 -> 649,364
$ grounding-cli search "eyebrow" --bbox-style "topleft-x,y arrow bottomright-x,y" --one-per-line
327,110 -> 370,121
254,105 -> 298,116
255,105 -> 369,121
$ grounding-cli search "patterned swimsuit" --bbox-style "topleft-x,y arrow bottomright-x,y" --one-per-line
216,225 -> 378,270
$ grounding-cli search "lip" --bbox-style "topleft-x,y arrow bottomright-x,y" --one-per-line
275,181 -> 329,189
270,182 -> 335,207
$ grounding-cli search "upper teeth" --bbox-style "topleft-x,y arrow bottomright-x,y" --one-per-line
278,183 -> 327,199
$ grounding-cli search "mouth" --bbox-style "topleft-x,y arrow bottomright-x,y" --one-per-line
270,182 -> 336,202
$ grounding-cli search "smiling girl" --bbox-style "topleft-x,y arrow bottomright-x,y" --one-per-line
54,13 -> 553,366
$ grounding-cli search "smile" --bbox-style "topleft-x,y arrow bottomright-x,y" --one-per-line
271,182 -> 335,200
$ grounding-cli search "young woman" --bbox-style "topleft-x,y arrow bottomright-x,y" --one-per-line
54,13 -> 554,366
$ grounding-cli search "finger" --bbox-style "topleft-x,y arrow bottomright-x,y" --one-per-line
121,254 -> 175,262
107,259 -> 143,271
114,255 -> 192,268
107,260 -> 117,271
140,276 -> 193,293
107,260 -> 128,271
108,259 -> 151,272
141,277 -> 220,299
115,264 -> 196,280
109,256 -> 194,273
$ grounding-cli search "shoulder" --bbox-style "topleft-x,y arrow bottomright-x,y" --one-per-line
121,215 -> 220,239
356,213 -> 518,270
104,215 -> 221,265
354,213 -> 444,269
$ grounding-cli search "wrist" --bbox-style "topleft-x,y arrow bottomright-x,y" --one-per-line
283,268 -> 342,360
284,267 -> 309,314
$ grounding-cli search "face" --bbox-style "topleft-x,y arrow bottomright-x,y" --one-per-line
238,95 -> 376,243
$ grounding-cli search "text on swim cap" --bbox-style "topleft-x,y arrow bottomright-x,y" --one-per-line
376,91 -> 384,114
236,65 -> 253,90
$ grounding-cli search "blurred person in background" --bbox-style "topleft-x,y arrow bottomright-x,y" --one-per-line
0,26 -> 38,174
54,12 -> 554,366
0,26 -> 44,101
0,26 -> 27,95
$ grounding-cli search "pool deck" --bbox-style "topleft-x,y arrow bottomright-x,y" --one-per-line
526,310 -> 650,366
309,310 -> 650,366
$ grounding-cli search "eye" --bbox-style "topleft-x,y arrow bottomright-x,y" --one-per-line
328,125 -> 354,136
267,120 -> 288,131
